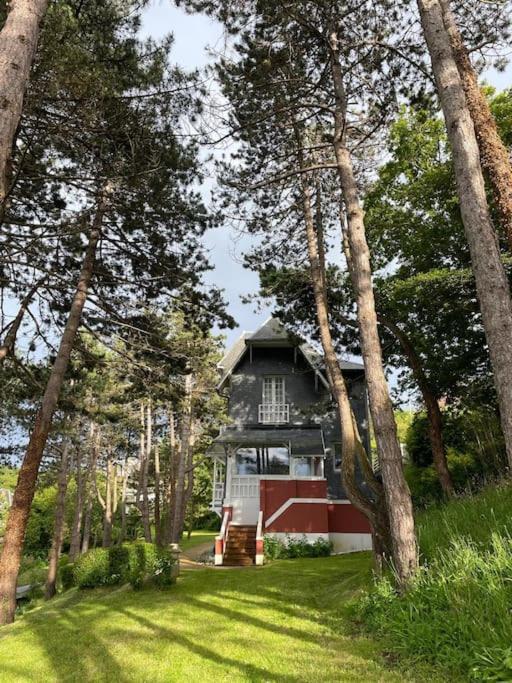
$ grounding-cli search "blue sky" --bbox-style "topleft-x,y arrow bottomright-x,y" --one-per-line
141,2 -> 269,348
140,1 -> 512,352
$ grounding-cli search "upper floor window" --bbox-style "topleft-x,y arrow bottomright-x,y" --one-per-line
260,376 -> 288,423
262,376 -> 285,404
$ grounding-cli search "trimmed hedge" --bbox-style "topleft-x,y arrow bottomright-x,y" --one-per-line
264,535 -> 332,560
70,542 -> 177,590
60,563 -> 75,591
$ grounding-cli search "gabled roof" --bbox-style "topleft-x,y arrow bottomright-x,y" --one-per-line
217,317 -> 363,390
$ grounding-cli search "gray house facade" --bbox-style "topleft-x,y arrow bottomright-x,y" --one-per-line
209,318 -> 372,565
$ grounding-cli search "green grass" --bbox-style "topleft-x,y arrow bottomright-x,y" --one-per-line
416,480 -> 512,561
179,529 -> 217,552
358,482 -> 512,681
0,554 -> 436,682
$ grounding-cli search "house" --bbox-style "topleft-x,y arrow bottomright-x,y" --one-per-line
208,318 -> 372,566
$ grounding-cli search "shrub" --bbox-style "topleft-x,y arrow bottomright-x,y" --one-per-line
60,563 -> 75,591
128,541 -> 157,589
264,535 -> 332,560
73,548 -> 111,588
108,545 -> 130,585
153,548 -> 177,587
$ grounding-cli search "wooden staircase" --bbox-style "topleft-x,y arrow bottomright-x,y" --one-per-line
223,525 -> 256,566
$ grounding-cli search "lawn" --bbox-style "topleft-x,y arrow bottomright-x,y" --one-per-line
0,553 -> 437,682
179,529 -> 217,552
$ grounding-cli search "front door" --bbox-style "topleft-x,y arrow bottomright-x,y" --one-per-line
230,475 -> 260,524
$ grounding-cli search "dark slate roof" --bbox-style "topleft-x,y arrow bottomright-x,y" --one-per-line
249,317 -> 291,342
212,427 -> 326,456
217,317 -> 363,389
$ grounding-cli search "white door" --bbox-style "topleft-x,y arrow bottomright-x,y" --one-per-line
230,476 -> 260,524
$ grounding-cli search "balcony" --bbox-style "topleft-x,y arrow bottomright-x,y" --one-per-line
258,403 -> 289,424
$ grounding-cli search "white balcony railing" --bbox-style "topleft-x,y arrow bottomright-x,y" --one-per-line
258,403 -> 289,424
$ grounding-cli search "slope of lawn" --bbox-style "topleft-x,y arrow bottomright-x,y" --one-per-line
358,483 -> 512,681
179,529 -> 217,553
0,553 -> 438,682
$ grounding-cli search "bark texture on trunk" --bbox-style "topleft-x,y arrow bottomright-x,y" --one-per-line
440,0 -> 512,252
81,423 -> 100,554
171,376 -> 193,543
381,317 -> 454,497
68,442 -> 84,561
0,0 -> 49,206
329,34 -> 418,586
0,188 -> 108,624
101,449 -> 113,548
162,408 -> 176,545
45,440 -> 70,599
417,0 -> 512,470
137,401 -> 152,542
295,138 -> 391,561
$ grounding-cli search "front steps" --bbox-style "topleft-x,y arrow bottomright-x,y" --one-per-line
223,525 -> 256,566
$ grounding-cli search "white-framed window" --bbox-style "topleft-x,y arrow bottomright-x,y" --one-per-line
262,376 -> 285,405
291,456 -> 324,478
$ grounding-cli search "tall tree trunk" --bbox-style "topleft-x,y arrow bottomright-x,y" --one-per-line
0,0 -> 49,207
162,408 -> 176,545
154,442 -> 162,547
119,458 -> 129,544
0,278 -> 44,363
0,187 -> 109,624
328,33 -> 418,587
68,438 -> 85,561
172,376 -> 193,544
380,317 -> 454,497
296,144 -> 391,563
417,0 -> 512,471
101,448 -> 114,548
81,423 -> 100,555
137,401 -> 152,542
439,0 -> 512,252
45,439 -> 70,599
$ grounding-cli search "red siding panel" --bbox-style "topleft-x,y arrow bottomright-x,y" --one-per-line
327,503 -> 371,533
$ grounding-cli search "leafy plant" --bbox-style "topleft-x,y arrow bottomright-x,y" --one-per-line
73,548 -> 111,588
264,535 -> 332,560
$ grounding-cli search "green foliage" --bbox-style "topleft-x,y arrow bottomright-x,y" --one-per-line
72,542 -> 175,590
357,484 -> 512,680
128,542 -> 157,589
108,546 -> 131,585
264,535 -> 332,560
153,548 -> 178,588
73,549 -> 112,588
60,564 -> 75,592
404,407 -> 507,505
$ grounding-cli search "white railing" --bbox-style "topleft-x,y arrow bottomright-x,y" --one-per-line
213,482 -> 224,506
258,403 -> 289,424
255,510 -> 264,566
231,475 -> 260,498
215,510 -> 231,565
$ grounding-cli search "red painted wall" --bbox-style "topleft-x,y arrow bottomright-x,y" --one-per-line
266,501 -> 329,533
260,479 -> 327,521
327,503 -> 371,533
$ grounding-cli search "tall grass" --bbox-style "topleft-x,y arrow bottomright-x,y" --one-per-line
357,483 -> 512,681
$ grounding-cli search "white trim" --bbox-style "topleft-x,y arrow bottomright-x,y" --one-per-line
265,497 -> 351,528
255,510 -> 264,565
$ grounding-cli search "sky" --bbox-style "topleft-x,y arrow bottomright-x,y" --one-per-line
141,2 -> 269,348
140,1 -> 512,354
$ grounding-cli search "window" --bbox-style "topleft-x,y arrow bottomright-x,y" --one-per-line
260,376 -> 288,423
292,457 -> 324,477
262,376 -> 285,404
235,446 -> 290,475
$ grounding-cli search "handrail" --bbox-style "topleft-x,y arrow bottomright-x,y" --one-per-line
219,510 -> 229,540
256,510 -> 263,540
215,509 -> 231,566
255,510 -> 264,566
